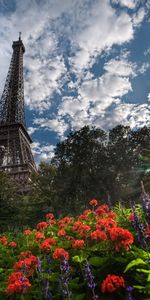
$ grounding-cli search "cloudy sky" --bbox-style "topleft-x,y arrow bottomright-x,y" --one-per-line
0,0 -> 150,163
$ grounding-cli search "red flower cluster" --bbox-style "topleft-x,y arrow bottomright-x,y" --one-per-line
47,219 -> 56,225
101,274 -> 125,293
0,236 -> 8,245
40,237 -> 56,251
53,248 -> 69,260
57,229 -> 66,237
24,229 -> 32,236
72,221 -> 91,237
13,255 -> 38,275
6,272 -> 31,295
106,212 -> 116,219
36,222 -> 48,230
46,213 -> 54,220
145,225 -> 150,237
109,227 -> 134,251
19,251 -> 32,258
35,231 -> 45,240
83,209 -> 92,216
89,199 -> 98,206
58,217 -> 73,229
91,229 -> 107,241
95,204 -> 109,216
9,241 -> 17,248
72,239 -> 85,249
129,213 -> 134,221
96,218 -> 117,232
78,214 -> 89,221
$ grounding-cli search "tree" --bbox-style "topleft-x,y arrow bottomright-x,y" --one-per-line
0,171 -> 19,231
52,126 -> 109,213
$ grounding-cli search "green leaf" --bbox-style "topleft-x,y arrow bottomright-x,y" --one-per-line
72,293 -> 86,300
124,258 -> 146,273
147,274 -> 150,282
49,272 -> 60,282
89,256 -> 106,267
72,255 -> 86,263
137,269 -> 150,274
133,285 -> 145,290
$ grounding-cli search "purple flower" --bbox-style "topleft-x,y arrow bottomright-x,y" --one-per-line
141,181 -> 150,224
37,257 -> 44,273
84,259 -> 98,300
126,286 -> 134,300
60,256 -> 72,299
37,256 -> 52,299
131,203 -> 147,248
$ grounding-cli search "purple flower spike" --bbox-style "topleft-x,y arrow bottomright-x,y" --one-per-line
84,259 -> 98,300
60,256 -> 72,299
141,181 -> 150,224
126,286 -> 134,300
132,203 -> 147,248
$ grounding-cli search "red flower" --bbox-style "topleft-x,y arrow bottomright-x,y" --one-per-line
9,241 -> 17,248
6,272 -> 31,295
46,213 -> 54,220
145,225 -> 150,237
72,220 -> 82,231
95,205 -> 109,216
106,212 -> 116,219
96,218 -> 117,232
83,209 -> 92,216
19,251 -> 32,258
36,222 -> 48,230
78,214 -> 89,221
129,213 -> 134,222
91,229 -> 107,241
47,219 -> 56,225
57,230 -> 66,237
72,239 -> 85,249
35,232 -> 45,240
109,227 -> 134,251
23,229 -> 32,236
78,224 -> 91,237
53,248 -> 69,260
40,237 -> 56,251
89,199 -> 98,206
58,217 -> 73,229
13,255 -> 38,275
0,236 -> 8,245
101,274 -> 125,293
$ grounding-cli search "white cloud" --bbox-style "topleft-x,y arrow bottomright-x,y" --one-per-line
25,51 -> 66,111
27,127 -> 38,135
31,142 -> 55,164
144,47 -> 150,56
93,103 -> 150,131
34,117 -> 69,138
70,3 -> 134,74
112,0 -> 137,9
104,58 -> 136,77
137,62 -> 150,74
132,8 -> 146,27
0,0 -> 149,145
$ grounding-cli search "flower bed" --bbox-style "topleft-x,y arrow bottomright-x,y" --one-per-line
0,198 -> 150,299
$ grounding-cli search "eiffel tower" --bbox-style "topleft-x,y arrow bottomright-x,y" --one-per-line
0,33 -> 37,188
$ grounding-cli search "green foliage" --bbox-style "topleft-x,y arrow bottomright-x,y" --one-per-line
0,198 -> 150,299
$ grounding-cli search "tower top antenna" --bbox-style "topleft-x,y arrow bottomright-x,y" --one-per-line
19,32 -> 21,40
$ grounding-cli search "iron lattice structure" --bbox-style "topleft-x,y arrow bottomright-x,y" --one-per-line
0,35 -> 37,187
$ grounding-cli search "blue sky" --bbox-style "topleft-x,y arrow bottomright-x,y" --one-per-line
0,0 -> 150,163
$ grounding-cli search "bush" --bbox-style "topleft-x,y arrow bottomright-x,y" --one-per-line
0,197 -> 150,299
